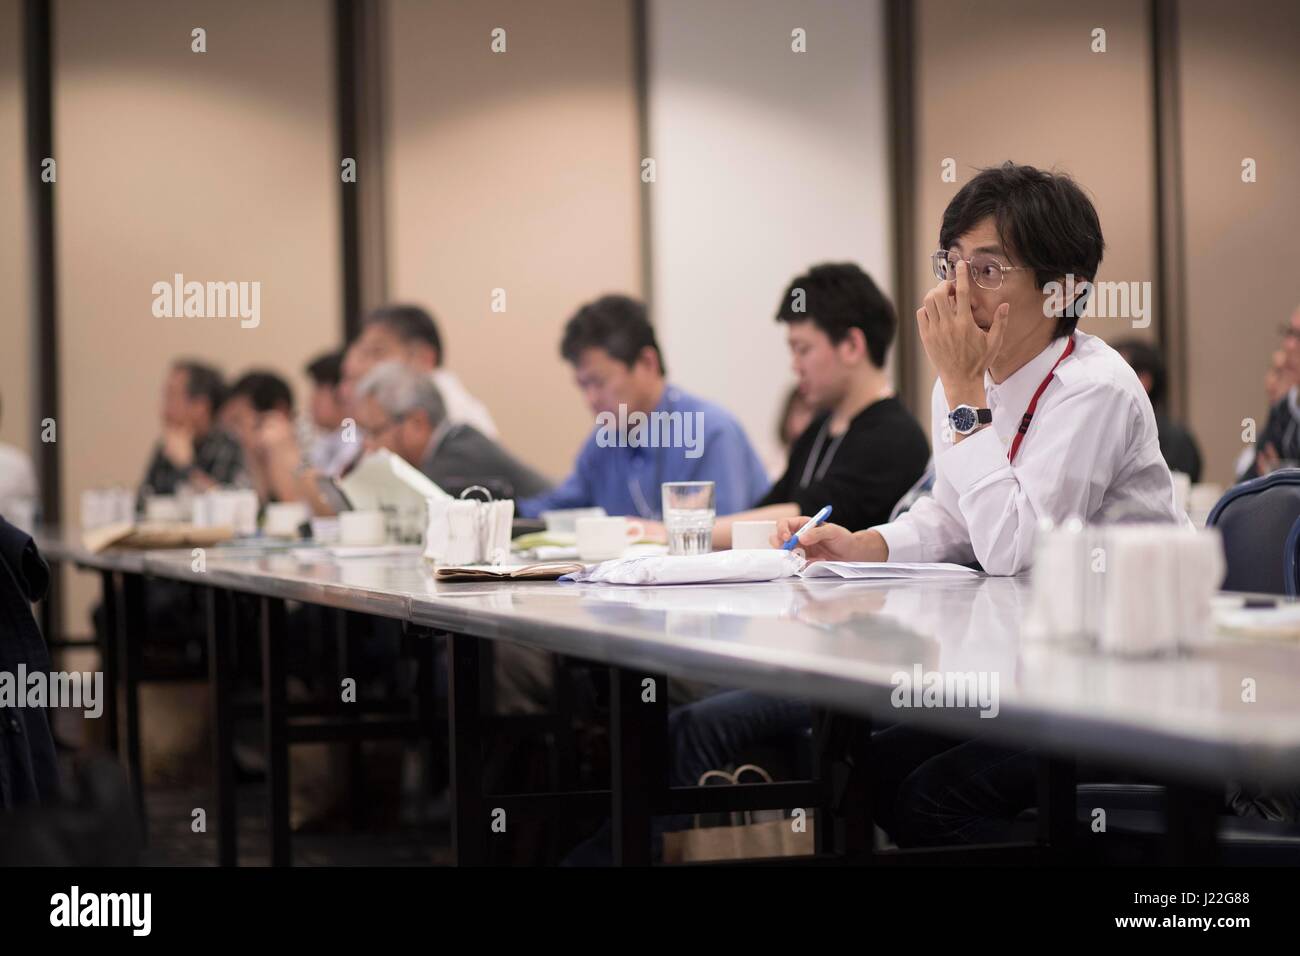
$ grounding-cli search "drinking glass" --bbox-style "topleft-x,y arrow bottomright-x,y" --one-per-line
661,481 -> 715,555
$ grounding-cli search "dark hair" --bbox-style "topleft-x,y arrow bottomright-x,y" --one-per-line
1113,338 -> 1166,407
940,162 -> 1105,337
227,370 -> 293,414
776,262 -> 895,368
364,304 -> 444,366
560,295 -> 666,377
174,360 -> 226,412
305,350 -> 344,388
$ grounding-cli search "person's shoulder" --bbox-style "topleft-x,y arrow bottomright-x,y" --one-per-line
1056,332 -> 1147,405
669,385 -> 745,435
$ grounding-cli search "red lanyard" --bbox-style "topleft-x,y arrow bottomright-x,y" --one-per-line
1007,335 -> 1075,464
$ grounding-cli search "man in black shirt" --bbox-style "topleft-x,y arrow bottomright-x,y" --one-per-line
712,262 -> 929,544
1113,339 -> 1202,482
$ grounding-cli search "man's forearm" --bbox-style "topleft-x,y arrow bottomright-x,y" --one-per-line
850,528 -> 889,562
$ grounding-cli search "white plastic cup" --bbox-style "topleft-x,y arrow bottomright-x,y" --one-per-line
339,509 -> 386,547
264,501 -> 310,538
575,516 -> 644,562
731,520 -> 779,550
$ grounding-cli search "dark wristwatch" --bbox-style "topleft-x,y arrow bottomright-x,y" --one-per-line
948,404 -> 992,436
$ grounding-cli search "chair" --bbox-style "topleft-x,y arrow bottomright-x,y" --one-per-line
1206,467 -> 1300,595
1070,471 -> 1300,862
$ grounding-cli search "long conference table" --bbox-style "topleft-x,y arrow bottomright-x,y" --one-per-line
35,529 -> 1300,867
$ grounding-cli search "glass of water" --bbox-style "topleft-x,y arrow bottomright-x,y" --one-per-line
661,481 -> 715,555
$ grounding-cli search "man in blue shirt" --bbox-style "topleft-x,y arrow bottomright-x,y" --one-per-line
517,295 -> 769,520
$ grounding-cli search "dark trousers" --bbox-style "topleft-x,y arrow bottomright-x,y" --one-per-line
871,724 -> 1038,847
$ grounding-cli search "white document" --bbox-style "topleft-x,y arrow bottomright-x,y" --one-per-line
798,561 -> 979,580
339,449 -> 450,513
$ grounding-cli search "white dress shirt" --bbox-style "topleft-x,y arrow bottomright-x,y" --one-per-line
874,331 -> 1185,575
430,369 -> 499,439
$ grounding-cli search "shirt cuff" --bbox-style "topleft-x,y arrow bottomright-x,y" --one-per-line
937,425 -> 1010,496
872,519 -> 922,564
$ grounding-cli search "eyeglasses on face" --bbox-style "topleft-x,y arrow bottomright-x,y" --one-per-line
931,250 -> 1031,291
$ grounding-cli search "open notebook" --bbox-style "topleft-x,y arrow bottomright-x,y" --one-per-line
434,562 -> 586,582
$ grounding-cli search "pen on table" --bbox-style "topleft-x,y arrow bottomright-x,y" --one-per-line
781,505 -> 833,551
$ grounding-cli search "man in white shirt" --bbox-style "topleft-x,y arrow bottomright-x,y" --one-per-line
777,164 -> 1183,575
341,304 -> 499,440
760,163 -> 1187,849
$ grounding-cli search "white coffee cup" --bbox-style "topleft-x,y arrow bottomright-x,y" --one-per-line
731,519 -> 778,550
339,509 -> 386,547
143,494 -> 182,522
576,516 -> 644,562
310,516 -> 341,545
265,501 -> 310,538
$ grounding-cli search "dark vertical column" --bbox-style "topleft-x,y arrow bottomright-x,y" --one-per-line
1152,0 -> 1188,420
632,0 -> 654,315
334,0 -> 361,341
885,0 -> 918,417
24,0 -> 62,638
334,0 -> 387,340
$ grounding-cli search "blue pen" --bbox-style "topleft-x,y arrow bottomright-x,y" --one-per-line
782,505 -> 833,551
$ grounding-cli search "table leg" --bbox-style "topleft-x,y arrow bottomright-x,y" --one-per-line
1164,782 -> 1220,865
98,570 -> 120,756
609,667 -> 667,866
120,572 -> 147,829
207,587 -> 237,867
448,632 -> 486,866
260,595 -> 291,866
1036,755 -> 1076,860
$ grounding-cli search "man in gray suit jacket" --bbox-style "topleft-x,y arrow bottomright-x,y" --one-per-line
353,361 -> 550,500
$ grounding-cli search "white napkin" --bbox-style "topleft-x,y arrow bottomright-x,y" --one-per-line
423,496 -> 514,565
563,549 -> 804,585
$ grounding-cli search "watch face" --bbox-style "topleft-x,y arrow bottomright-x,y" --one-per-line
950,405 -> 976,433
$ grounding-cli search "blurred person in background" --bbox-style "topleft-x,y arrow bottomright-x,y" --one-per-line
1240,305 -> 1300,480
303,350 -> 358,478
1113,338 -> 1202,483
353,360 -> 550,499
219,370 -> 303,505
341,304 -> 498,439
139,360 -> 243,502
516,294 -> 770,519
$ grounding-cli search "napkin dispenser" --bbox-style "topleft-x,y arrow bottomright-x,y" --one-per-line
423,486 -> 514,566
1028,519 -> 1225,656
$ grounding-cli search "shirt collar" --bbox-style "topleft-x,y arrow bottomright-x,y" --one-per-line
983,335 -> 1070,414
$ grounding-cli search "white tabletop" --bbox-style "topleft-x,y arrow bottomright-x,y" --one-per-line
38,530 -> 1300,787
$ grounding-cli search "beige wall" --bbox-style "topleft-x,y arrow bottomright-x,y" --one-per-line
1179,0 -> 1300,486
646,0 -> 892,474
911,0 -> 1157,421
54,0 -> 340,629
385,0 -> 642,479
0,0 -> 32,456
